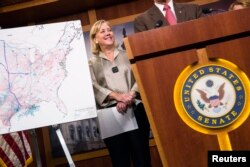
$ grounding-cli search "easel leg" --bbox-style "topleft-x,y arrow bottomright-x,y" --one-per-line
30,129 -> 42,167
53,125 -> 76,167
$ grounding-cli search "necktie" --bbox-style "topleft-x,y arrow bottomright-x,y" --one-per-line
164,4 -> 177,25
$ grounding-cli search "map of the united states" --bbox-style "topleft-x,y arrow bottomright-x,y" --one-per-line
0,21 -> 96,134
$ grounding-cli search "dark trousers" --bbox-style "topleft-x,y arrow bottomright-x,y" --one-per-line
104,103 -> 151,167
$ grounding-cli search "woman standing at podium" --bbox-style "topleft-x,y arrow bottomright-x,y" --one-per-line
88,20 -> 151,167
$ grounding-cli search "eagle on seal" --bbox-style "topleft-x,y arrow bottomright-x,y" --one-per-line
196,82 -> 225,109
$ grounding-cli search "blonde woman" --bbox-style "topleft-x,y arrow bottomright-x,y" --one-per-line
229,0 -> 250,10
88,20 -> 151,167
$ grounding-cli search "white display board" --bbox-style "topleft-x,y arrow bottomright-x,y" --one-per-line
0,21 -> 97,134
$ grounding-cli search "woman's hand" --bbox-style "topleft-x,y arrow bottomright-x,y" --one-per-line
116,102 -> 127,113
109,92 -> 134,106
118,93 -> 133,106
129,91 -> 136,98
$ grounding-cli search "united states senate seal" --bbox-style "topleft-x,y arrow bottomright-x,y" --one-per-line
174,59 -> 250,133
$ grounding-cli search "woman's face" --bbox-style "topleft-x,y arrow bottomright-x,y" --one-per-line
95,22 -> 115,47
232,4 -> 244,10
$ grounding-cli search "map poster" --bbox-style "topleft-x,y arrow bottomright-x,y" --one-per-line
0,20 -> 97,134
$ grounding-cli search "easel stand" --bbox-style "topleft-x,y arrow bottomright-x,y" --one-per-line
53,125 -> 76,167
30,129 -> 42,167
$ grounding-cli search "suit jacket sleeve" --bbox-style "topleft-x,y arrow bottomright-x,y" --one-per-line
134,14 -> 148,33
175,3 -> 204,22
134,5 -> 163,33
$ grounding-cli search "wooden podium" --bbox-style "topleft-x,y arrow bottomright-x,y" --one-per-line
124,8 -> 250,167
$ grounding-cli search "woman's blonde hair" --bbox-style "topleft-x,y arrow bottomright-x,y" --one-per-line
229,0 -> 250,10
89,20 -> 113,56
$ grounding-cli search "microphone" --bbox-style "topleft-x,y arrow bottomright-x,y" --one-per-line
202,8 -> 226,14
120,28 -> 127,50
202,8 -> 213,14
154,20 -> 163,28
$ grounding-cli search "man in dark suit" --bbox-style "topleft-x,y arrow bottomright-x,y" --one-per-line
134,0 -> 204,32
